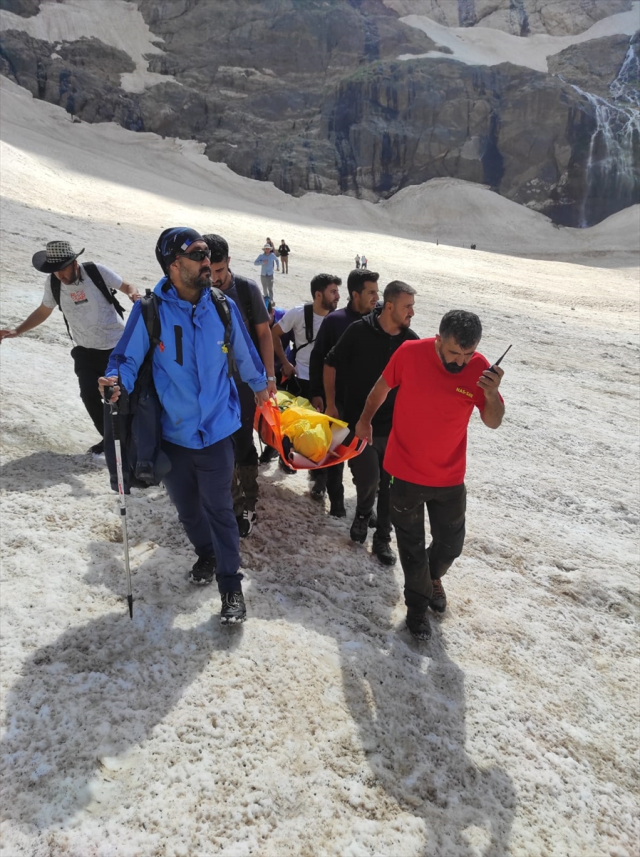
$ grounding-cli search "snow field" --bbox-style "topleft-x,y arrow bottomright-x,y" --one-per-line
0,75 -> 639,856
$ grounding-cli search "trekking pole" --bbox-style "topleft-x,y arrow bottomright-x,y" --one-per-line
104,384 -> 134,619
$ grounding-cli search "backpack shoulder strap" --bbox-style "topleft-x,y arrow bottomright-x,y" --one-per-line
290,303 -> 316,363
304,302 -> 314,343
84,261 -> 125,319
209,286 -> 236,377
50,273 -> 72,340
232,275 -> 254,329
140,290 -> 161,347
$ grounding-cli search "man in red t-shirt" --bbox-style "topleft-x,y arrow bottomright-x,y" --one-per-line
355,310 -> 505,641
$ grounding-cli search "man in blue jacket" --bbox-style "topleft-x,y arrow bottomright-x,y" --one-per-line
99,228 -> 268,625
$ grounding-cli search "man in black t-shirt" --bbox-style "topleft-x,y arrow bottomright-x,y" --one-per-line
203,234 -> 277,538
324,281 -> 418,566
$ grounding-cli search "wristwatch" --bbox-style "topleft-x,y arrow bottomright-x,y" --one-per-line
266,376 -> 277,381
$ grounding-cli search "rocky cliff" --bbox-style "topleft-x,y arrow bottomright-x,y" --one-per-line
0,0 -> 638,227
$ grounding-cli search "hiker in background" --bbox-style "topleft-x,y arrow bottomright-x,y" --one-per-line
355,309 -> 505,641
99,227 -> 269,625
254,244 -> 280,300
203,233 -> 277,538
308,268 -> 381,517
0,239 -> 139,454
265,237 -> 275,250
278,239 -> 291,274
325,281 -> 418,566
355,254 -> 361,269
361,254 -> 368,268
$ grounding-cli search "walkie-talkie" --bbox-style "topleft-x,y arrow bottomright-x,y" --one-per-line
487,344 -> 512,374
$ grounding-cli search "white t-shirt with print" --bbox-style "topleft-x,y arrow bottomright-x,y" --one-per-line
277,304 -> 326,381
42,262 -> 125,350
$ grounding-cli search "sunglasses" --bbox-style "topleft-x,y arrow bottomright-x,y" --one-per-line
176,249 -> 211,262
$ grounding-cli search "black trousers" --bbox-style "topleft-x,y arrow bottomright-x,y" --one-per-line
294,379 -> 344,503
390,478 -> 466,612
348,434 -> 391,540
71,346 -> 112,437
231,381 -> 259,515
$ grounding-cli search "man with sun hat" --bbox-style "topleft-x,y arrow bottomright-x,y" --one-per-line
0,239 -> 139,453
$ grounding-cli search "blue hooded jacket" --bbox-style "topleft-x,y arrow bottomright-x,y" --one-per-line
106,278 -> 267,449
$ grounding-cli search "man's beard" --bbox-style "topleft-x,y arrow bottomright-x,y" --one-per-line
185,268 -> 212,290
322,298 -> 338,312
442,359 -> 465,374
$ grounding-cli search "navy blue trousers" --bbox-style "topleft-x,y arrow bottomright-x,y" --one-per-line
162,437 -> 243,593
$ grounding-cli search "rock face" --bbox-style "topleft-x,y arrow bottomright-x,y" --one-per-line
0,0 -> 638,226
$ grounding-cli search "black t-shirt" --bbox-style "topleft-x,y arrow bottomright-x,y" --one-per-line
325,311 -> 419,433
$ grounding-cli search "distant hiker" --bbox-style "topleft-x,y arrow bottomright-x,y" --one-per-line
265,237 -> 275,250
355,310 -> 505,641
254,244 -> 280,300
355,254 -> 361,269
203,233 -> 277,538
0,240 -> 139,454
308,268 -> 381,517
325,281 -> 418,566
278,239 -> 291,274
99,228 -> 268,625
361,255 -> 368,268
470,244 -> 477,250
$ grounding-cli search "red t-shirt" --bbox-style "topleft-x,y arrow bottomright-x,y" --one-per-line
382,338 -> 497,487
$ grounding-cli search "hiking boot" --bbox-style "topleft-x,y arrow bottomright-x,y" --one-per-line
259,445 -> 278,465
220,591 -> 246,625
89,440 -> 105,455
311,483 -> 326,501
372,536 -> 396,566
237,509 -> 256,539
406,611 -> 432,641
329,501 -> 346,518
368,511 -> 378,529
429,578 -> 447,613
350,512 -> 370,544
189,555 -> 216,585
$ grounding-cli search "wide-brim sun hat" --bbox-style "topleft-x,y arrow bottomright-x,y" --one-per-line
32,241 -> 85,273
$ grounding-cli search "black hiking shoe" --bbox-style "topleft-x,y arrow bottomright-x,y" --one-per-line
220,591 -> 246,624
189,555 -> 216,585
406,611 -> 432,641
89,440 -> 105,455
259,445 -> 278,465
372,536 -> 396,566
368,511 -> 378,529
429,578 -> 447,613
237,509 -> 256,539
350,512 -> 370,544
329,501 -> 347,518
311,484 -> 326,501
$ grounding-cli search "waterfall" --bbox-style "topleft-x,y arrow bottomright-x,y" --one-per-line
609,42 -> 640,107
571,41 -> 640,227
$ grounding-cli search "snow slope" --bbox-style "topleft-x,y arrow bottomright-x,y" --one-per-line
396,1 -> 640,72
0,77 -> 639,857
0,0 -> 177,92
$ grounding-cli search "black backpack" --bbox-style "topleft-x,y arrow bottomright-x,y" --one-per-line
104,286 -> 235,492
51,262 -> 125,339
